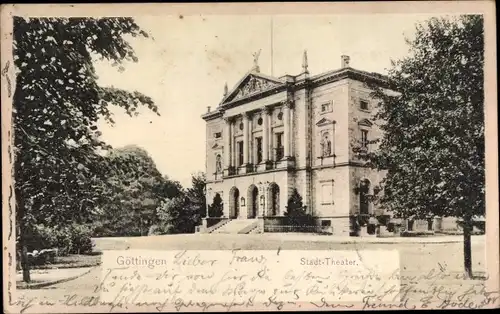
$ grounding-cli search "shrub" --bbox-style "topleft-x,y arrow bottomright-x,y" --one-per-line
68,224 -> 93,254
92,225 -> 114,237
156,197 -> 199,234
350,216 -> 361,235
148,224 -> 160,236
208,193 -> 224,218
54,228 -> 73,256
25,224 -> 58,252
153,223 -> 176,235
376,215 -> 391,226
400,230 -> 434,237
23,223 -> 93,257
284,189 -> 315,226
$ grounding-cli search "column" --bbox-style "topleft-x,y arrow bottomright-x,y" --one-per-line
224,118 -> 231,170
262,108 -> 270,162
284,102 -> 291,158
243,114 -> 249,165
247,113 -> 253,164
232,121 -> 237,167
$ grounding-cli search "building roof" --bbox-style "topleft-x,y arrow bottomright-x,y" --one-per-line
201,66 -> 389,120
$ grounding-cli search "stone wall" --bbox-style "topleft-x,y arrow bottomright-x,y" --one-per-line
312,166 -> 350,217
310,79 -> 350,165
292,88 -> 308,169
347,79 -> 383,161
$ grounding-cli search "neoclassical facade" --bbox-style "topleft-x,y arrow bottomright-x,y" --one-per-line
202,54 -> 390,234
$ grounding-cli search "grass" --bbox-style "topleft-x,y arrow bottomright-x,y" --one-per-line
30,254 -> 101,269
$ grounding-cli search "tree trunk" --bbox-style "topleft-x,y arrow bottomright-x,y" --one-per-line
463,217 -> 473,279
20,234 -> 31,283
17,196 -> 31,283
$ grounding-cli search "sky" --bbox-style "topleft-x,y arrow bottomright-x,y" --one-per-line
94,14 -> 448,187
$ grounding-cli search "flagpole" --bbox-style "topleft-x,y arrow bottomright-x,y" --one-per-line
270,16 -> 274,76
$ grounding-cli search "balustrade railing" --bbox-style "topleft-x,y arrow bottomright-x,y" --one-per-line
264,225 -> 322,233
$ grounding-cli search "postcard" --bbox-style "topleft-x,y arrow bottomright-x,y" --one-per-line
1,2 -> 498,313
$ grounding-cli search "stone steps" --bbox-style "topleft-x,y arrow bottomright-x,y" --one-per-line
207,219 -> 230,233
212,219 -> 257,234
247,225 -> 263,234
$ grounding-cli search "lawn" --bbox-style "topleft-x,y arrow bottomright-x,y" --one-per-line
31,254 -> 101,269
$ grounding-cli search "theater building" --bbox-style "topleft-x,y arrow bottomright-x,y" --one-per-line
201,54 -> 391,235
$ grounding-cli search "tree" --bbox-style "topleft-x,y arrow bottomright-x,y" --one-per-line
156,196 -> 200,234
97,145 -> 165,237
186,172 -> 206,221
154,173 -> 206,234
360,15 -> 484,278
208,193 -> 224,218
284,189 -> 312,226
160,175 -> 184,199
13,17 -> 157,282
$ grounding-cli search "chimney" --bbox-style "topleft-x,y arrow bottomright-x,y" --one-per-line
341,55 -> 350,68
207,106 -> 211,113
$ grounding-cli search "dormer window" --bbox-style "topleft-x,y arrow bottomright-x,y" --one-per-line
214,132 -> 222,139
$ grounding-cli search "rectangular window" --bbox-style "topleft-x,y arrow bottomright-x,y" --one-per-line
321,184 -> 333,204
238,141 -> 244,166
276,132 -> 284,160
361,130 -> 368,148
320,101 -> 333,113
360,100 -> 369,110
321,220 -> 331,227
256,137 -> 263,164
214,132 -> 222,139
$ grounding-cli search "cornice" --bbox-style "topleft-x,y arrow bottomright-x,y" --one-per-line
220,84 -> 287,110
202,68 -> 390,121
294,68 -> 390,91
201,109 -> 224,121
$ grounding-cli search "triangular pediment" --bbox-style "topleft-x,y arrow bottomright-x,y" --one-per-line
221,71 -> 283,104
357,119 -> 373,127
316,117 -> 336,126
211,143 -> 223,149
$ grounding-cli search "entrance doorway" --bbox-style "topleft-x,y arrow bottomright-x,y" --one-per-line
229,187 -> 240,218
359,179 -> 370,215
247,185 -> 258,218
268,183 -> 280,216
